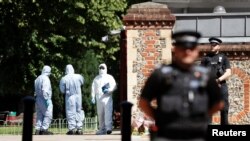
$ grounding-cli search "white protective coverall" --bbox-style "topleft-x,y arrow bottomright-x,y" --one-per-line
59,64 -> 84,132
91,63 -> 116,134
34,65 -> 53,131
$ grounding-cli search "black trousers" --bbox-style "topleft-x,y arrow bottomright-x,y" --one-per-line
220,83 -> 229,125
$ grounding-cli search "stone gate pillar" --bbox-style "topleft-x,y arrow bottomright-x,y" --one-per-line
121,2 -> 175,120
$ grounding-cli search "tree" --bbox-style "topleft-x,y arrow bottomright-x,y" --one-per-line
0,0 -> 127,118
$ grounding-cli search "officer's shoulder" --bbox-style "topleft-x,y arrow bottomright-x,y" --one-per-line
92,76 -> 99,83
76,73 -> 83,77
106,74 -> 115,79
193,65 -> 210,74
217,53 -> 229,60
77,74 -> 84,79
154,64 -> 173,74
60,76 -> 67,81
218,52 -> 226,56
106,73 -> 113,77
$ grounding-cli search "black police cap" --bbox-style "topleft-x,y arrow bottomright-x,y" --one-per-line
172,31 -> 201,48
209,37 -> 222,44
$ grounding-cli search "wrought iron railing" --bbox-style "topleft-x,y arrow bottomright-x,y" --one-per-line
0,117 -> 98,135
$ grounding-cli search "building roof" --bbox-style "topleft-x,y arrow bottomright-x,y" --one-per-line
152,0 -> 250,13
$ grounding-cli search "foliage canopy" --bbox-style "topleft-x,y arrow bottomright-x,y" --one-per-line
0,0 -> 127,117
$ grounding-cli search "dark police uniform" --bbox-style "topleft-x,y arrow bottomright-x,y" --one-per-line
200,37 -> 231,125
140,31 -> 222,141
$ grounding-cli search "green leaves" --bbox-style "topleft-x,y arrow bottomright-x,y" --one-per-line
0,0 -> 127,117
48,34 -> 67,47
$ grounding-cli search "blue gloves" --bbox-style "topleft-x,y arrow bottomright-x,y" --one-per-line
103,89 -> 109,94
45,100 -> 50,108
91,97 -> 95,104
102,83 -> 110,94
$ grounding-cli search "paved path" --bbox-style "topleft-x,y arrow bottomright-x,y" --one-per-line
0,135 -> 149,141
0,131 -> 150,141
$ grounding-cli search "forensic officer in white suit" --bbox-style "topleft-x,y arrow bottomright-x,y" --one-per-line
60,64 -> 84,135
91,63 -> 116,135
34,65 -> 53,135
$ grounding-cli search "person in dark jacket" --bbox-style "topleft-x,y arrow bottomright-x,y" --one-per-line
139,31 -> 224,141
200,37 -> 232,125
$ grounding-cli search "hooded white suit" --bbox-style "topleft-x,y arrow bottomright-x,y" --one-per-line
59,64 -> 84,132
34,65 -> 53,132
91,63 -> 116,134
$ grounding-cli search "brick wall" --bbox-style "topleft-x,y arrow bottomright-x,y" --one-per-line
126,29 -> 172,119
122,2 -> 250,125
122,2 -> 175,119
200,44 -> 250,124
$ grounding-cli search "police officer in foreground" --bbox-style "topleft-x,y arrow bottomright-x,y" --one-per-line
138,31 -> 224,141
200,37 -> 232,125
